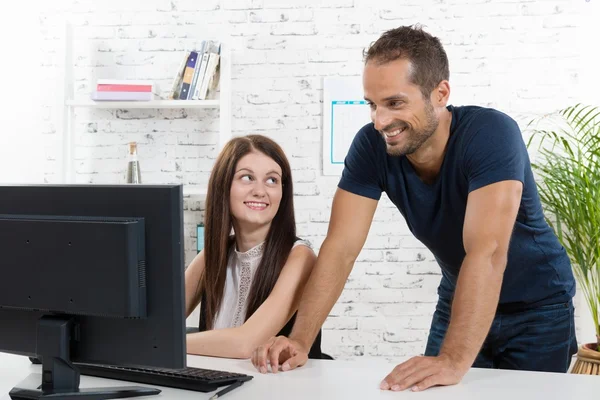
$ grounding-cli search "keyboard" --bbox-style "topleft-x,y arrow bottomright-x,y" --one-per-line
75,363 -> 253,393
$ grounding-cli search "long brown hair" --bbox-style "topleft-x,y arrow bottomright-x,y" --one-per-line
199,134 -> 296,330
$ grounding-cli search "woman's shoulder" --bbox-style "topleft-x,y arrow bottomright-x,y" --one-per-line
290,238 -> 317,262
283,238 -> 316,271
292,238 -> 313,250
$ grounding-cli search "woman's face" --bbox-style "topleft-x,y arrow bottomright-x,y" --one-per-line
229,150 -> 283,229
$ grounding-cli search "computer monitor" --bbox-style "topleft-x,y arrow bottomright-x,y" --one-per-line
0,184 -> 187,400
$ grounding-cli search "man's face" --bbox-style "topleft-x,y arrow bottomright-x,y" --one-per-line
363,58 -> 440,156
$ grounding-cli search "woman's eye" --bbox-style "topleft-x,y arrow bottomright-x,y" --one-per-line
266,177 -> 278,185
241,175 -> 252,182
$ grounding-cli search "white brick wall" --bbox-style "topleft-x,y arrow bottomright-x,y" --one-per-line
21,0 -> 596,359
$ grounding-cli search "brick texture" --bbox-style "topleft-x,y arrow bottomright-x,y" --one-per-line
26,0 -> 593,360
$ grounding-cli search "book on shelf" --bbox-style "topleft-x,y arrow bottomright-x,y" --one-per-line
97,79 -> 154,86
177,50 -> 199,100
97,84 -> 152,92
192,41 -> 220,101
91,79 -> 154,101
168,40 -> 221,101
168,52 -> 190,100
188,41 -> 207,99
91,91 -> 154,101
88,38 -> 221,103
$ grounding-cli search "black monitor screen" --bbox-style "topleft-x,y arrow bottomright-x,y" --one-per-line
0,184 -> 186,370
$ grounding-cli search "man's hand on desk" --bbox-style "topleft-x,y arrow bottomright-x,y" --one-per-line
380,353 -> 469,392
250,336 -> 470,393
251,336 -> 308,374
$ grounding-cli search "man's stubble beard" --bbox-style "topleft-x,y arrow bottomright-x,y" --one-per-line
385,102 -> 439,157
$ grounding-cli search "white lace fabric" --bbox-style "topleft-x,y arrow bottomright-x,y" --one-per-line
231,241 -> 265,327
212,239 -> 311,330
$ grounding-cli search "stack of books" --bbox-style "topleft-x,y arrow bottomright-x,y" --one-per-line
91,80 -> 154,101
169,40 -> 221,100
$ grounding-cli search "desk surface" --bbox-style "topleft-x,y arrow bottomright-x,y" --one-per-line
1,352 -> 599,399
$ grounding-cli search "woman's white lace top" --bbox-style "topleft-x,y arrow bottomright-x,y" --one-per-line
212,239 -> 311,329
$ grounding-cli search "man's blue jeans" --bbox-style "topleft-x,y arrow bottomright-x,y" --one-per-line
424,296 -> 578,372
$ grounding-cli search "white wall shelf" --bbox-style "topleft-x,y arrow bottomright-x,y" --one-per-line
60,23 -> 232,197
65,99 -> 220,109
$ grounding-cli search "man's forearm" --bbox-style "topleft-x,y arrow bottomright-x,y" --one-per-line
439,252 -> 505,367
289,239 -> 355,350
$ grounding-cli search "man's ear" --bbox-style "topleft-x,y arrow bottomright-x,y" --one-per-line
432,80 -> 451,106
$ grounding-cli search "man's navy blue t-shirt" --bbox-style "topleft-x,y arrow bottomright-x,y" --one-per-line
338,105 -> 575,309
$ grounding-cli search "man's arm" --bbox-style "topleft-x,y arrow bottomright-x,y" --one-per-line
252,187 -> 378,372
439,179 -> 522,367
382,179 -> 522,392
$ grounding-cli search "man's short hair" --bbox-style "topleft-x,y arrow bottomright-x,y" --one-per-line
364,24 -> 450,99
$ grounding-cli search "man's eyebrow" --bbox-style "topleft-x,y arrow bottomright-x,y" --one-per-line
364,94 -> 409,103
382,94 -> 409,102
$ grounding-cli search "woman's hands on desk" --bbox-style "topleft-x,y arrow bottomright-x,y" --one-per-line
251,336 -> 308,374
380,353 -> 469,392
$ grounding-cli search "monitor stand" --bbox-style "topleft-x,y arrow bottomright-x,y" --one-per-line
9,316 -> 160,400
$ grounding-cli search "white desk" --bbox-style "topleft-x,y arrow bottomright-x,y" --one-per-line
1,352 -> 599,399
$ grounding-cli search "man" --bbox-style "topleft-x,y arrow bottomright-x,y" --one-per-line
252,25 -> 577,392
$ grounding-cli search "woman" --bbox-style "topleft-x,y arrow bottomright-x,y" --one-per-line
185,134 -> 325,360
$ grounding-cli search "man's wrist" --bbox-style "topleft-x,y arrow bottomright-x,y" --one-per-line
290,338 -> 311,353
288,332 -> 312,353
439,348 -> 472,371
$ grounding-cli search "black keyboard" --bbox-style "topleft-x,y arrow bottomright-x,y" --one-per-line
75,363 -> 253,393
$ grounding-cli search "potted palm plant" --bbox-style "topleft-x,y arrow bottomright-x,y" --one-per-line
526,103 -> 600,375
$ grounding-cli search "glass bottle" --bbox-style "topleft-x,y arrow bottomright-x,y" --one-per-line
126,142 -> 142,184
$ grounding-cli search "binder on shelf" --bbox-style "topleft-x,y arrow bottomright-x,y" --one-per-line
165,40 -> 222,102
62,24 -> 230,191
178,51 -> 199,100
197,52 -> 220,100
168,51 -> 190,100
78,40 -> 222,104
191,48 -> 210,100
188,41 -> 206,100
192,41 -> 221,101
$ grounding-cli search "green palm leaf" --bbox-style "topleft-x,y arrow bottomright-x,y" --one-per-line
526,104 -> 600,347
